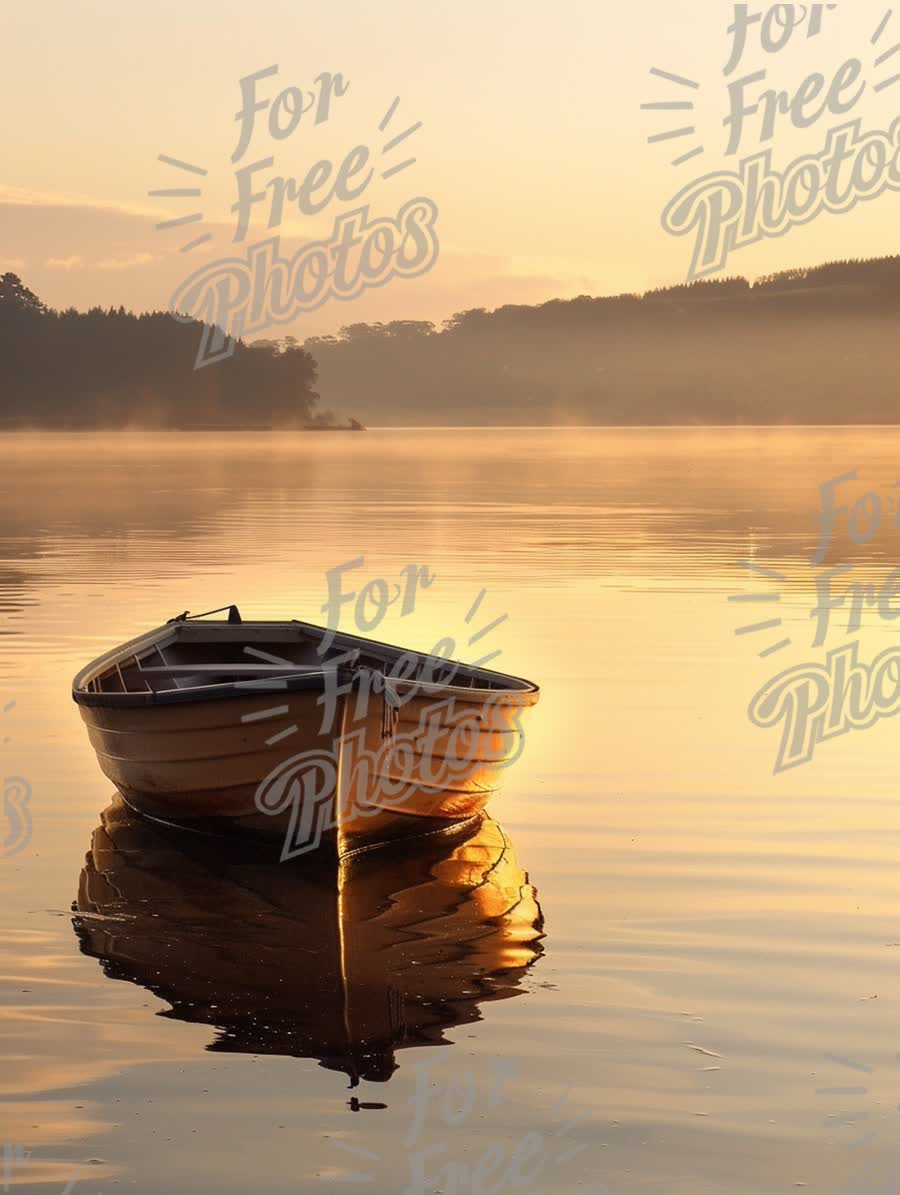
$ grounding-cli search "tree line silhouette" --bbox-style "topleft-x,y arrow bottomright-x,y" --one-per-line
303,255 -> 900,427
5,256 -> 900,428
0,274 -> 332,429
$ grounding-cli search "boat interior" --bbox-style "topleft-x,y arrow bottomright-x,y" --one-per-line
79,619 -> 512,697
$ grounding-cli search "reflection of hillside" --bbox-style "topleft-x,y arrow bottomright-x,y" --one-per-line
0,564 -> 38,621
1,429 -> 899,627
0,438 -> 324,600
72,799 -> 544,1083
0,439 -> 254,543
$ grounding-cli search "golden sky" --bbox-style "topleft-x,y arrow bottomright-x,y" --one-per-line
3,0 -> 900,336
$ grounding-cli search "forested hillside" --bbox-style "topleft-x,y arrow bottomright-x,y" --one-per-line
301,257 -> 900,426
0,274 -> 324,429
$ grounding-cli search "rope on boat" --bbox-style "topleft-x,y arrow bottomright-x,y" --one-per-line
351,664 -> 400,740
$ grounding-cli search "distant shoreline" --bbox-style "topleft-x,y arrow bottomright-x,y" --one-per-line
0,422 -> 366,433
7,422 -> 900,434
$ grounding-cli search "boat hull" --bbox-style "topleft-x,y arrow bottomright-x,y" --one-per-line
73,615 -> 539,852
77,669 -> 535,849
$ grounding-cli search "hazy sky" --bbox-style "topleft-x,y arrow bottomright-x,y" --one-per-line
4,0 -> 900,337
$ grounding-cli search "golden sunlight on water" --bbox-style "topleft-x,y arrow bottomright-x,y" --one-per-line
2,427 -> 900,1193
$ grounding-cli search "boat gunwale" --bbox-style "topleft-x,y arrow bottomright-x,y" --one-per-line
72,617 -> 540,710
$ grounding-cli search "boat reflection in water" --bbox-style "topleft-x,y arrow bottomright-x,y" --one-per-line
72,799 -> 545,1084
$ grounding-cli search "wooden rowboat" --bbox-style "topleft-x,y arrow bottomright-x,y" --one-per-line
72,606 -> 540,854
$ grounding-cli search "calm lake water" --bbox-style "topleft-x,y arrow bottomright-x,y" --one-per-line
3,426 -> 900,1194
